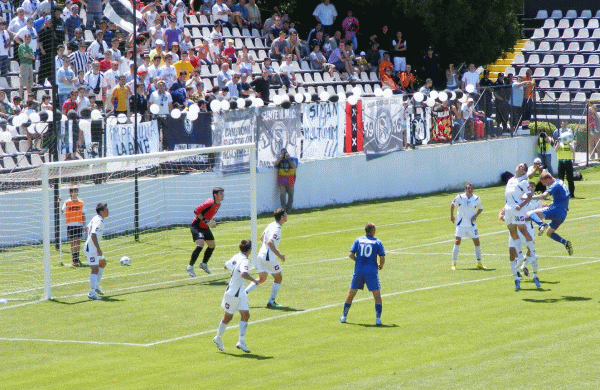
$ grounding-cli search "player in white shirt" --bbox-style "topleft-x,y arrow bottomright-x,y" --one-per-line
213,239 -> 259,353
450,183 -> 484,270
245,208 -> 287,308
503,163 -> 535,291
84,203 -> 109,300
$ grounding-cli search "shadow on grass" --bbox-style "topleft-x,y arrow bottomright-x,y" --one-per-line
464,267 -> 496,272
220,352 -> 274,360
523,295 -> 592,304
346,322 -> 399,328
263,305 -> 302,312
50,296 -> 124,305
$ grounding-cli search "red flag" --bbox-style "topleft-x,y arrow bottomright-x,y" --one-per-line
345,100 -> 363,152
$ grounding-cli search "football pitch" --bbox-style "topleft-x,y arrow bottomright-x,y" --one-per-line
2,165 -> 600,389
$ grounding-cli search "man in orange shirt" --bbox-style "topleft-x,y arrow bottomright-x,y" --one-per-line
378,52 -> 392,79
521,67 -> 535,129
399,64 -> 415,93
62,186 -> 87,267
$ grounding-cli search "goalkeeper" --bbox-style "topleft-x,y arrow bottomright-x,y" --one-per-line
187,187 -> 224,277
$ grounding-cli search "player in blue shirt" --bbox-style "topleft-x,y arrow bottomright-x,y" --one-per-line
340,223 -> 386,326
526,172 -> 573,255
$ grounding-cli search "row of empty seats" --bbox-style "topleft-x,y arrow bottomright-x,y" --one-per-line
539,91 -> 600,102
523,40 -> 600,53
513,53 -> 600,66
535,10 -> 600,20
531,27 -> 600,40
541,18 -> 600,29
538,79 -> 600,90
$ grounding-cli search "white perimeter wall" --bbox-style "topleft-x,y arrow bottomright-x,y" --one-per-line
0,136 -> 535,246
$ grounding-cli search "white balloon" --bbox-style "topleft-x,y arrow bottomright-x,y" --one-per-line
46,110 -> 53,122
252,98 -> 263,107
220,99 -> 230,111
413,92 -> 425,102
374,88 -> 383,97
303,93 -> 312,102
466,84 -> 475,93
352,86 -> 362,97
0,131 -> 10,142
210,99 -> 222,112
106,116 -> 118,126
294,93 -> 304,103
426,98 -> 436,107
12,116 -> 22,127
188,104 -> 200,114
79,119 -> 91,133
91,109 -> 102,121
338,91 -> 346,102
280,94 -> 290,102
18,113 -> 28,125
171,108 -> 181,119
438,91 -> 448,102
36,123 -> 49,135
347,94 -> 358,106
236,98 -> 246,109
319,91 -> 330,101
450,91 -> 457,100
429,90 -> 439,100
459,95 -> 468,103
272,94 -> 282,105
150,104 -> 160,115
29,113 -> 40,123
118,113 -> 128,123
187,110 -> 198,121
257,99 -> 264,107
382,88 -> 393,98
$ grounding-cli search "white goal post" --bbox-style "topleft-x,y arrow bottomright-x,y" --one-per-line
40,143 -> 257,301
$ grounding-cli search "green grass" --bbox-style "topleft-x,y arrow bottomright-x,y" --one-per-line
1,166 -> 600,389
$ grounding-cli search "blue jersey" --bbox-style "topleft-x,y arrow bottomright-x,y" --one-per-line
350,235 -> 385,274
548,179 -> 570,211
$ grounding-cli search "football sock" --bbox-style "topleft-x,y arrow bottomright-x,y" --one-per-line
550,232 -> 567,245
216,321 -> 227,337
528,213 -> 543,226
245,282 -> 258,294
239,321 -> 248,342
474,246 -> 482,262
375,303 -> 382,319
189,246 -> 202,266
73,252 -> 79,262
89,273 -> 97,292
529,257 -> 538,275
96,268 -> 104,285
202,247 -> 214,264
269,283 -> 280,303
452,245 -> 460,262
524,241 -> 536,258
510,260 -> 519,279
343,302 -> 351,317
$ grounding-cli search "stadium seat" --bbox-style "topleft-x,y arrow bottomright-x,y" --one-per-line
518,67 -> 528,77
593,68 -> 600,78
553,80 -> 566,89
244,37 -> 254,48
202,27 -> 211,36
542,91 -> 555,102
576,29 -> 590,39
525,54 -> 539,65
222,27 -> 231,37
591,29 -> 600,38
535,10 -> 548,19
533,68 -> 546,78
306,86 -> 316,94
578,68 -> 591,78
297,86 -> 306,94
84,30 -> 93,41
191,27 -> 201,38
30,153 -> 43,166
303,73 -> 313,84
550,10 -> 563,19
504,66 -> 515,75
563,68 -> 576,78
188,15 -> 199,25
590,92 -> 600,100
369,72 -> 378,81
523,41 -> 536,51
574,92 -> 587,102
326,85 -> 335,95
566,42 -> 580,52
531,29 -> 545,39
235,38 -> 243,47
313,72 -> 323,84
561,28 -> 574,39
251,28 -> 260,38
18,140 -> 28,153
580,10 -> 592,19
572,19 -> 585,29
199,15 -> 209,25
538,79 -> 551,89
582,41 -> 596,52
336,85 -> 345,95
540,54 -> 554,65
583,80 -> 596,89
568,80 -> 581,89
551,42 -> 564,52
300,61 -> 310,71
557,92 -> 571,102
4,141 -> 18,155
542,19 -> 555,29
565,10 -> 578,19
10,61 -> 18,73
587,54 -> 599,65
587,19 -> 599,29
0,143 -> 5,156
557,19 -> 570,29
323,72 -> 333,83
596,10 -> 600,18
232,27 -> 240,36
556,55 -> 570,65
242,28 -> 250,37
16,155 -> 30,168
546,28 -> 560,39
210,64 -> 219,74
572,55 -> 585,65
2,156 -> 15,170
364,84 -> 373,95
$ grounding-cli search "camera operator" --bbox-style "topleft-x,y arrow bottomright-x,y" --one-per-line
274,148 -> 297,212
536,130 -> 554,175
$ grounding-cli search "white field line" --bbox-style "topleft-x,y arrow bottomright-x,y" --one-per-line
2,256 -> 599,348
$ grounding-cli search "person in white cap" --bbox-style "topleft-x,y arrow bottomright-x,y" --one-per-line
527,157 -> 546,192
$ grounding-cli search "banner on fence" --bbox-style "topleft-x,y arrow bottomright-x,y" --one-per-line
432,107 -> 453,142
345,100 -> 363,153
105,120 -> 159,157
362,97 -> 404,158
409,105 -> 431,146
301,102 -> 344,160
257,105 -> 301,168
212,108 -> 256,172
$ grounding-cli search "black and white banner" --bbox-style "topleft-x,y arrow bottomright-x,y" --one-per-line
105,0 -> 143,34
301,102 -> 344,160
362,97 -> 405,158
162,113 -> 212,151
106,120 -> 160,157
257,106 -> 301,168
212,108 -> 255,172
409,105 -> 431,146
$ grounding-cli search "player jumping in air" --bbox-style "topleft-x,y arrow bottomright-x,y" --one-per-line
187,187 -> 224,277
526,171 -> 573,255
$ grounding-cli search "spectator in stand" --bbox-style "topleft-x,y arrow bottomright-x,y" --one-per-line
341,10 -> 359,50
149,17 -> 165,48
169,41 -> 181,62
378,52 -> 392,79
159,53 -> 177,89
197,38 -> 212,65
279,54 -> 301,90
8,8 -> 26,60
262,11 -> 279,39
287,29 -> 305,60
16,17 -> 38,59
236,47 -> 254,75
18,32 -> 35,99
399,64 -> 415,93
148,80 -> 173,115
62,89 -> 78,115
213,0 -> 233,29
270,30 -> 289,62
422,45 -> 442,90
313,0 -> 337,37
57,55 -> 77,106
68,27 -> 85,53
222,38 -> 237,64
38,16 -> 55,86
381,68 -> 400,94
198,0 -> 213,18
451,99 -> 465,141
64,4 -> 83,42
508,73 -> 524,131
238,73 -> 252,97
309,30 -> 325,53
391,31 -> 407,73
217,62 -> 232,89
174,51 -> 194,81
172,0 -> 186,29
461,63 -> 479,92
328,40 -> 353,79
419,78 -> 433,96
521,67 -> 535,130
130,80 -> 148,120
245,0 -> 261,31
493,72 -> 510,133
328,30 -> 342,54
445,63 -> 458,90
163,17 -> 182,50
261,56 -> 281,86
479,69 -> 494,118
21,0 -> 38,19
209,36 -> 222,66
104,60 -> 121,92
0,0 -> 15,26
88,30 -> 109,60
84,61 -> 108,105
370,25 -> 391,60
307,22 -> 322,46
147,55 -> 162,84
230,0 -> 250,29
365,41 -> 379,72
55,44 -> 64,71
111,75 -> 131,115
108,37 -> 122,64
225,72 -> 241,98
170,70 -> 188,104
309,43 -> 327,70
461,97 -> 476,140
0,18 -> 11,80
267,15 -> 282,46
70,41 -> 92,74
180,33 -> 192,54
149,39 -> 166,66
82,0 -> 103,31
99,51 -> 113,72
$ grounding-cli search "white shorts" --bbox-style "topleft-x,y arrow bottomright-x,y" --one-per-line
255,253 -> 282,274
84,243 -> 99,264
504,205 -> 527,226
221,291 -> 249,314
509,223 -> 535,247
455,225 -> 479,239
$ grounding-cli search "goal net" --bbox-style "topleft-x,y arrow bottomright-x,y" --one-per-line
0,143 -> 256,305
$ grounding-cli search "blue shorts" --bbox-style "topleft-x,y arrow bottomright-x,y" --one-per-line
543,206 -> 567,230
350,273 -> 380,291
